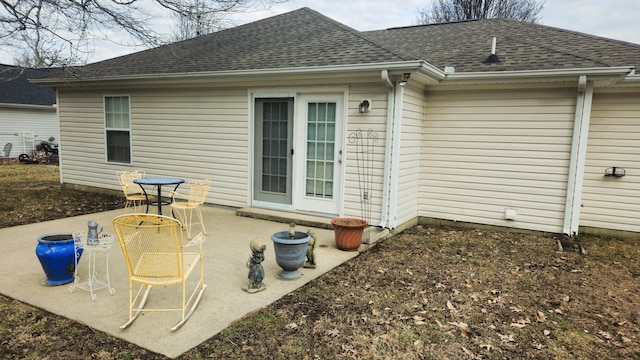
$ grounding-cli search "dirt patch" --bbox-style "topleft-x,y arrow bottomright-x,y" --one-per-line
1,165 -> 639,359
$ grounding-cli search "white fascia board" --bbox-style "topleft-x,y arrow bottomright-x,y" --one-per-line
32,61 -> 446,87
442,66 -> 634,86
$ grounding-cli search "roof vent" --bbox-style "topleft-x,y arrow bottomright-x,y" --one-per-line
484,37 -> 500,63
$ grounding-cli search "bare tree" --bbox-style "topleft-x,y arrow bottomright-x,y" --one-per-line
417,0 -> 545,24
172,0 -> 227,41
0,0 -> 286,66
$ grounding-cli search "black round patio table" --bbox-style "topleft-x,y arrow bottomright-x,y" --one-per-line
134,177 -> 184,216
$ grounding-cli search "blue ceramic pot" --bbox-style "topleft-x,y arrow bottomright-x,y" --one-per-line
271,231 -> 311,280
35,234 -> 82,286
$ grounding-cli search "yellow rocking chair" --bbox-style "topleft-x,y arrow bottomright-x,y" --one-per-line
112,213 -> 207,330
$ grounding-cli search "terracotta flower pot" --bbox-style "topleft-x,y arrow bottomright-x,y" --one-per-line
331,218 -> 367,251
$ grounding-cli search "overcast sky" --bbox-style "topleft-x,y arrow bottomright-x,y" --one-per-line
1,0 -> 638,66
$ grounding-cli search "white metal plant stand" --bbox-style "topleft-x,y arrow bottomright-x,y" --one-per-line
68,231 -> 116,301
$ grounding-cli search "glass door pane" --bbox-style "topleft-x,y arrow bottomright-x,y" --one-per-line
253,98 -> 293,205
262,101 -> 288,194
305,102 -> 336,199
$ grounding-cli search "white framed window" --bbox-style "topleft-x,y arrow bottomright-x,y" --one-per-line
104,95 -> 131,164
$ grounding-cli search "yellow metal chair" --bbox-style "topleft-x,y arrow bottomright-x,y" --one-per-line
112,213 -> 206,330
116,170 -> 150,213
169,179 -> 211,239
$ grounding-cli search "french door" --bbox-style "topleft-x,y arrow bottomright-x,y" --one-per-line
253,94 -> 343,215
294,94 -> 343,215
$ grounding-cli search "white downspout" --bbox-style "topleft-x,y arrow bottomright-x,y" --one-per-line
380,70 -> 395,228
55,90 -> 63,184
563,75 -> 594,236
388,78 -> 406,229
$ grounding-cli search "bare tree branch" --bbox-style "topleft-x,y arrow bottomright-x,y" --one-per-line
0,0 -> 288,66
417,0 -> 545,24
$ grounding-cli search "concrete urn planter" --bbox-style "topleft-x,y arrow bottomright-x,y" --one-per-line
271,231 -> 311,280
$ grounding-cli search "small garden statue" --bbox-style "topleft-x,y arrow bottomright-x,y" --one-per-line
303,229 -> 317,269
243,239 -> 266,293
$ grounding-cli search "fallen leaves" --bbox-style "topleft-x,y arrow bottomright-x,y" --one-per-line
448,321 -> 473,337
498,333 -> 515,342
599,330 -> 614,340
413,315 -> 426,325
446,300 -> 457,314
537,310 -> 547,323
531,341 -> 545,350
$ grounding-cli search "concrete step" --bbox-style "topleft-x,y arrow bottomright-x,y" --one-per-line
236,207 -> 390,245
236,207 -> 333,229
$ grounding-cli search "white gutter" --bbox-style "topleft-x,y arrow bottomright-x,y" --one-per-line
379,70 -> 395,228
0,103 -> 57,110
563,75 -> 594,236
444,66 -> 634,82
387,77 -> 406,229
619,73 -> 640,86
55,90 -> 63,184
32,61 -> 445,86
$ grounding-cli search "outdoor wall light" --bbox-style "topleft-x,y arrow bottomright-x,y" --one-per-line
358,99 -> 371,113
399,73 -> 411,87
604,166 -> 626,177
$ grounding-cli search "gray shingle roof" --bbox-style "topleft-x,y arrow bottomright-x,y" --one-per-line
0,65 -> 57,105
365,18 -> 640,72
62,8 -> 411,79
44,8 -> 640,81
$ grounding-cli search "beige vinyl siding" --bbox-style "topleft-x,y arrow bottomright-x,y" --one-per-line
581,92 -> 640,233
58,88 -> 249,208
420,88 -> 576,233
342,84 -> 389,224
394,84 -> 424,226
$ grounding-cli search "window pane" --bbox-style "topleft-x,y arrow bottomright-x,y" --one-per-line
105,96 -> 131,163
317,123 -> 326,141
308,103 -> 316,122
318,103 -> 326,121
106,130 -> 130,163
327,123 -> 335,141
327,103 -> 336,122
306,161 -> 315,178
324,181 -> 333,197
307,123 -> 316,141
307,142 -> 316,159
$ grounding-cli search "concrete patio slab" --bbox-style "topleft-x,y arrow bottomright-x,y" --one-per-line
0,206 -> 361,358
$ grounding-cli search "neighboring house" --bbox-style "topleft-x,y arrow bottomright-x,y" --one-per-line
33,8 -> 640,237
0,64 -> 59,157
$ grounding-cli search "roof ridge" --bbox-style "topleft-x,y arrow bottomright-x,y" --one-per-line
300,7 -> 418,61
383,18 -> 481,31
